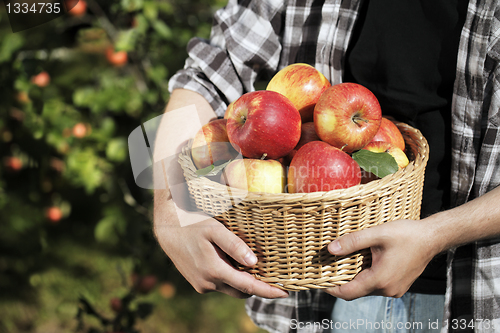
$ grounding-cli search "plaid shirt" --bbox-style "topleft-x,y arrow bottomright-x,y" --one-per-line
169,0 -> 500,332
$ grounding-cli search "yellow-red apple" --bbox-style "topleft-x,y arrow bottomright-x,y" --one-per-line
288,141 -> 361,193
226,90 -> 301,160
363,141 -> 409,170
221,158 -> 286,193
369,117 -> 406,151
223,101 -> 234,120
191,119 -> 237,170
266,63 -> 331,122
72,123 -> 88,138
314,83 -> 382,153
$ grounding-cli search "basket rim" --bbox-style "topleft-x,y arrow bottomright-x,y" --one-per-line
179,122 -> 429,203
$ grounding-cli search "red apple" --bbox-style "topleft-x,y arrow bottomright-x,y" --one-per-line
106,46 -> 128,67
31,71 -> 50,87
363,141 -> 409,170
369,117 -> 406,151
285,122 -> 321,163
66,0 -> 87,16
266,63 -> 331,122
221,158 -> 286,193
110,298 -> 122,313
226,90 -> 301,160
133,274 -> 157,294
4,157 -> 22,171
314,83 -> 382,153
191,119 -> 238,170
46,206 -> 63,223
288,141 -> 361,193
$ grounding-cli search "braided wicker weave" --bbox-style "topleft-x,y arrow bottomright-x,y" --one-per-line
178,122 -> 429,291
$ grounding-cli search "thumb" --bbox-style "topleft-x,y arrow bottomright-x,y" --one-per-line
328,228 -> 376,256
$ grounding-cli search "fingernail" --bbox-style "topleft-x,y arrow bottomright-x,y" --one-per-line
244,252 -> 257,266
329,241 -> 342,254
278,292 -> 289,298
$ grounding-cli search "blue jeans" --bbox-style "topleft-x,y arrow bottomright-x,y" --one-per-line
325,293 -> 445,332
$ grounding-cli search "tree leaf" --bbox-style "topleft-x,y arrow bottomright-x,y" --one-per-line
195,159 -> 233,177
352,150 -> 399,179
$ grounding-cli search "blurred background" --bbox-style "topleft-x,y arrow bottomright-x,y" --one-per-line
0,1 -> 266,332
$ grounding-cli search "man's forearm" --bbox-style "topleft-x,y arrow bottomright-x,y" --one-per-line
425,185 -> 500,254
153,89 -> 217,227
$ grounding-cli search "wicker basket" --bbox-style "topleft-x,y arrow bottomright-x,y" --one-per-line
178,122 -> 429,291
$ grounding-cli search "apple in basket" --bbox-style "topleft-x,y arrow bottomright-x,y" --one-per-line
357,141 -> 409,184
221,158 -> 286,193
223,101 -> 234,120
191,119 -> 238,170
363,141 -> 409,170
226,90 -> 301,160
285,122 -> 321,163
314,82 -> 382,153
287,141 -> 361,193
369,117 -> 406,151
266,63 -> 331,123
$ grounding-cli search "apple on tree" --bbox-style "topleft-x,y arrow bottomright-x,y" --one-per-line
266,63 -> 331,123
4,156 -> 22,172
287,141 -> 361,193
46,206 -> 63,223
226,90 -> 301,160
369,117 -> 406,151
72,122 -> 89,138
314,82 -> 382,153
191,119 -> 238,170
106,46 -> 128,67
31,71 -> 50,88
66,0 -> 87,16
221,158 -> 286,193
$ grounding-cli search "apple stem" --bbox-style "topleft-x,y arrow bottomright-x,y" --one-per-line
340,144 -> 348,151
260,153 -> 268,160
353,116 -> 369,126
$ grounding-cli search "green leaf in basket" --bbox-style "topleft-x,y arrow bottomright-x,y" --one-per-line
352,149 -> 399,179
195,159 -> 233,177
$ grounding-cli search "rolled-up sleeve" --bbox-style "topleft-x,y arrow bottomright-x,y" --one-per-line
168,0 -> 285,117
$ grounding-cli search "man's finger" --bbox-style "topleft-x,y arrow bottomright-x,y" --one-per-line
218,259 -> 289,299
328,227 -> 380,256
208,224 -> 258,267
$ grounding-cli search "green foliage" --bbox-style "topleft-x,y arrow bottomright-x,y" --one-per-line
0,0 -> 262,332
352,149 -> 399,178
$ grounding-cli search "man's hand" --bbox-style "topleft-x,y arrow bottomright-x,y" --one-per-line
154,196 -> 289,299
324,219 -> 440,300
325,184 -> 500,301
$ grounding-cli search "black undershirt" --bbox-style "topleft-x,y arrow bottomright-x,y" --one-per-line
344,0 -> 468,294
